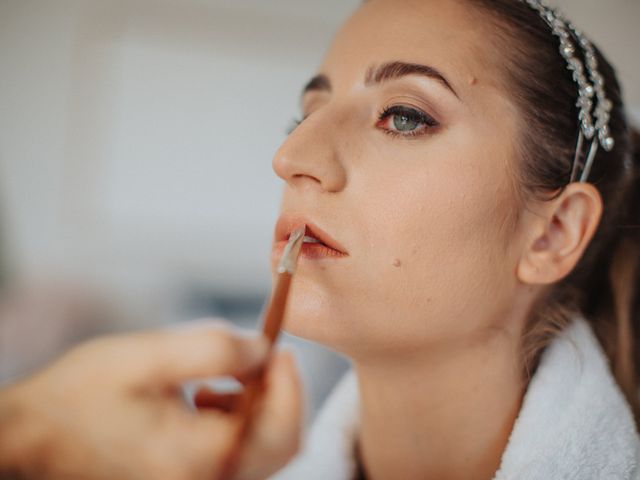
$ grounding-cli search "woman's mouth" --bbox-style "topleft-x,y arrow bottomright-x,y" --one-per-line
272,217 -> 348,261
298,234 -> 347,259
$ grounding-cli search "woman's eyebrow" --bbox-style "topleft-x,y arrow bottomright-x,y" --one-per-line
299,61 -> 459,100
300,62 -> 460,99
301,74 -> 332,98
365,61 -> 459,99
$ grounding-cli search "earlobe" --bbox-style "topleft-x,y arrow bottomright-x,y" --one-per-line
516,183 -> 603,286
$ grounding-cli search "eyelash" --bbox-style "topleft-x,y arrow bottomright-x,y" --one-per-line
376,105 -> 439,138
286,105 -> 439,137
286,117 -> 304,135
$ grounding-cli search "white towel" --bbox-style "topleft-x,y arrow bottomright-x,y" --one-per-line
272,316 -> 640,479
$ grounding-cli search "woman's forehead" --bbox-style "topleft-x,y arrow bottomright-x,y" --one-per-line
319,0 -> 504,99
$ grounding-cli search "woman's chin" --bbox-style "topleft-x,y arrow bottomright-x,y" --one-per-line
270,269 -> 359,350
281,301 -> 337,345
280,298 -> 360,356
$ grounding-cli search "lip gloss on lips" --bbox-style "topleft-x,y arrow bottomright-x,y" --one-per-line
272,223 -> 348,261
298,228 -> 347,258
216,225 -> 306,480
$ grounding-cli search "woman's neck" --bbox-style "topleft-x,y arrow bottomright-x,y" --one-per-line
353,326 -> 527,480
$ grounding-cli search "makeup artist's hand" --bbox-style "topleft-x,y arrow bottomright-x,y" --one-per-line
0,323 -> 303,480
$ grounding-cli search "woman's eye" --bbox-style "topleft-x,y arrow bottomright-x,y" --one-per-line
376,105 -> 439,137
393,114 -> 420,132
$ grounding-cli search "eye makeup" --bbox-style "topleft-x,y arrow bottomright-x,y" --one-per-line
287,77 -> 447,138
286,102 -> 440,139
376,104 -> 440,138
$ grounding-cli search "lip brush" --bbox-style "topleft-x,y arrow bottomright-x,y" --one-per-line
216,225 -> 306,480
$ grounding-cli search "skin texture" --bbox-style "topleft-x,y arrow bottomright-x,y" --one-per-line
271,0 -> 602,478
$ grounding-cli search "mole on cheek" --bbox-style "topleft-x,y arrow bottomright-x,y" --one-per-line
468,76 -> 478,86
393,259 -> 402,268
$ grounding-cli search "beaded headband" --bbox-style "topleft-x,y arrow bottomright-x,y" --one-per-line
522,0 -> 615,183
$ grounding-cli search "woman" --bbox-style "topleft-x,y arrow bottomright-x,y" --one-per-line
269,0 -> 640,478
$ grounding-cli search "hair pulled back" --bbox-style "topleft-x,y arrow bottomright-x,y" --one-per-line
467,0 -> 640,425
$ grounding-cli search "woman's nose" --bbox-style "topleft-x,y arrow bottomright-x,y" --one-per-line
272,114 -> 347,193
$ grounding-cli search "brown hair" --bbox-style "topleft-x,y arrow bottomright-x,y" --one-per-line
466,0 -> 640,426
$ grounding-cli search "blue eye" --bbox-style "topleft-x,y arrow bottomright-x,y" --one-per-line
393,113 -> 420,132
377,105 -> 439,137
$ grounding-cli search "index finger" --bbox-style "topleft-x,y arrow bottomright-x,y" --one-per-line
116,324 -> 270,388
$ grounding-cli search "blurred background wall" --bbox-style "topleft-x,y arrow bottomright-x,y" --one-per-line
0,0 -> 638,422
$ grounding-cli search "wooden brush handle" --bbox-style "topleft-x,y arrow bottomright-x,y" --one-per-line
262,273 -> 292,345
215,272 -> 293,480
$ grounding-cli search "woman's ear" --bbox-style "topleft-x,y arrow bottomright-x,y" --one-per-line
517,183 -> 603,285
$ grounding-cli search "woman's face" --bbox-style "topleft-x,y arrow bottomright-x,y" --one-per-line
271,0 -> 527,358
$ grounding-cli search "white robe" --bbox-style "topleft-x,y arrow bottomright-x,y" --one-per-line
272,316 -> 640,479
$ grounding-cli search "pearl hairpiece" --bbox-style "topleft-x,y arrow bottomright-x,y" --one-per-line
522,0 -> 615,183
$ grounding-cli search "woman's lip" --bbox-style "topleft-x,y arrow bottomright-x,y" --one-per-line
274,216 -> 348,255
271,239 -> 348,262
